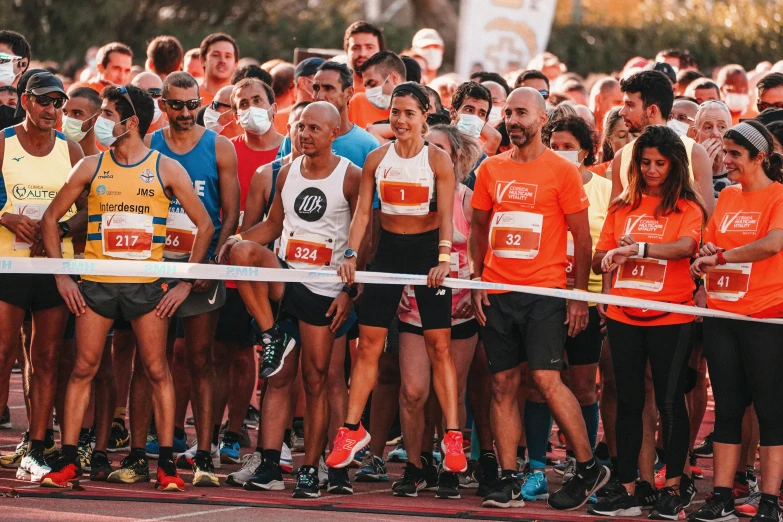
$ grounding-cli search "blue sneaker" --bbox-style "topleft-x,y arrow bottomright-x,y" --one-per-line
388,439 -> 407,463
173,432 -> 187,454
520,470 -> 549,501
145,433 -> 159,458
219,433 -> 241,464
432,439 -> 442,465
356,452 -> 389,482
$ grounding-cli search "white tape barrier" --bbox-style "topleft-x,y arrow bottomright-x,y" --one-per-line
2,257 -> 782,325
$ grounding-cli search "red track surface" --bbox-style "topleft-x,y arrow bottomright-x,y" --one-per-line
1,372 -> 718,521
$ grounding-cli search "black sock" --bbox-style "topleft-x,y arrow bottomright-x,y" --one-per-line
158,446 -> 173,462
263,448 -> 281,465
129,447 -> 147,460
223,431 -> 239,443
712,486 -> 733,504
174,427 -> 186,440
760,493 -> 779,506
577,457 -> 599,480
610,456 -> 618,471
517,446 -> 527,459
212,424 -> 220,446
284,429 -> 292,445
255,446 -> 264,455
62,444 -> 78,464
45,428 -> 54,445
446,428 -> 459,434
79,428 -> 90,440
565,449 -> 575,459
421,451 -> 434,468
735,470 -> 748,485
113,417 -> 126,428
344,422 -> 359,431
29,439 -> 45,452
501,468 -> 515,479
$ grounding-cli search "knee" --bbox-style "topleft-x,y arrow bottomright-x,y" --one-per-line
570,379 -> 597,405
400,382 -> 429,411
302,367 -> 328,396
230,242 -> 259,267
490,372 -> 518,402
425,338 -> 451,363
71,358 -> 99,382
144,361 -> 170,385
186,349 -> 213,378
530,371 -> 562,400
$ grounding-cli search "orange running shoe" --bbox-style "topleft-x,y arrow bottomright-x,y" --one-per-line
325,425 -> 371,469
156,458 -> 185,492
654,465 -> 666,489
40,459 -> 80,489
441,430 -> 467,473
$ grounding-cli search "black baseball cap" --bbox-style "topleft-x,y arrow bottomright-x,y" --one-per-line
14,68 -> 48,119
647,61 -> 677,84
755,108 -> 783,126
295,57 -> 326,80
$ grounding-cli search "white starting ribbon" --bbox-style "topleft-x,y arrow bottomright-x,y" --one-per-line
2,257 -> 783,325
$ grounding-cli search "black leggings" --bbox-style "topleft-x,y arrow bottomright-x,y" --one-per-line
606,319 -> 693,484
703,317 -> 783,447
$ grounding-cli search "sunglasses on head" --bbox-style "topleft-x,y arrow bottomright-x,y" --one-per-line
117,85 -> 137,116
211,100 -> 231,111
757,101 -> 783,112
28,93 -> 65,109
163,98 -> 202,111
147,88 -> 163,99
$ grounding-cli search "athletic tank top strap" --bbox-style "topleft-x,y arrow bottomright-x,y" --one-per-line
265,158 -> 283,217
452,184 -> 470,243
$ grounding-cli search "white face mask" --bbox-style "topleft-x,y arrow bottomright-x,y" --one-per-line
667,118 -> 690,137
94,115 -> 130,147
238,106 -> 272,135
420,48 -> 443,71
62,115 -> 94,143
455,114 -> 485,139
486,107 -> 504,127
203,106 -> 228,133
365,76 -> 391,110
725,93 -> 749,113
151,103 -> 163,124
0,55 -> 19,87
555,150 -> 582,165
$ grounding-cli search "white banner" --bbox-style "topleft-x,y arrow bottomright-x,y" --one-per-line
456,0 -> 558,78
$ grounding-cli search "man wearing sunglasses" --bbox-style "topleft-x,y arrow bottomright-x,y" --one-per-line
131,72 -> 165,135
129,71 -> 239,488
757,72 -> 783,113
201,87 -> 242,139
0,30 -> 31,88
0,71 -> 85,482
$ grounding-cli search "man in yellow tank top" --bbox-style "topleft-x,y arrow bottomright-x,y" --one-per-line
37,84 -> 213,492
0,72 -> 85,482
610,71 -> 715,218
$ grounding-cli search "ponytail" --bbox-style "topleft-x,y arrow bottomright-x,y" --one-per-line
764,152 -> 783,183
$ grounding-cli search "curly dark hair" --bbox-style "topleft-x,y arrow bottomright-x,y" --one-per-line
620,70 -> 674,120
451,81 -> 492,118
541,115 -> 597,166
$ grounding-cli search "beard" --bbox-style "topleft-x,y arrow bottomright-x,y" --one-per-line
627,113 -> 650,134
170,115 -> 195,132
508,120 -> 539,148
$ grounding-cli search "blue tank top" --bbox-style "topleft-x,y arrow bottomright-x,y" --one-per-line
150,128 -> 221,258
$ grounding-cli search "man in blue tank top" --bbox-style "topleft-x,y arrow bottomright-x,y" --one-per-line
122,71 -> 239,488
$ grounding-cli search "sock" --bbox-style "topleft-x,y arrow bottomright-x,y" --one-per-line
158,446 -> 173,462
421,451 -> 434,468
211,424 -> 220,446
517,446 -> 527,459
114,407 -> 126,423
79,427 -> 90,440
610,456 -> 618,472
446,428 -> 459,434
223,431 -> 239,443
344,422 -> 359,431
263,448 -> 281,465
129,447 -> 146,460
577,456 -> 600,480
712,486 -> 733,504
174,427 -> 186,440
45,428 -> 54,444
255,446 -> 264,455
62,444 -> 78,464
581,402 -> 599,452
284,429 -> 292,446
29,439 -> 45,452
735,470 -> 748,485
760,493 -> 779,506
470,422 -> 481,461
524,400 -> 552,470
501,469 -> 515,479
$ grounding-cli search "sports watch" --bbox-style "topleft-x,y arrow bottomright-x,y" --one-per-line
343,248 -> 357,259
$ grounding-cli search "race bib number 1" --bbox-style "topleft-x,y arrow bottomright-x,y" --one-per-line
489,211 -> 543,259
101,213 -> 153,260
283,230 -> 334,266
615,258 -> 667,292
706,262 -> 751,301
163,212 -> 197,260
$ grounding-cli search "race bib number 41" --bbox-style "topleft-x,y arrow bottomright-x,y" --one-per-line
101,213 -> 153,260
489,211 -> 543,259
706,262 -> 751,302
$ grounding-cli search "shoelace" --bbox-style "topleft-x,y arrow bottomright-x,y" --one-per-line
240,453 -> 261,470
333,428 -> 349,450
442,433 -> 462,455
298,470 -> 317,487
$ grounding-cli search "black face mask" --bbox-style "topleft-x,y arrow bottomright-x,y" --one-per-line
0,104 -> 21,131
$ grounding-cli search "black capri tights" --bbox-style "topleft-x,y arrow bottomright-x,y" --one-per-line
703,317 -> 783,447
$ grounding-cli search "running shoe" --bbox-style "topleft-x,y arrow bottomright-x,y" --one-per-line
219,432 -> 241,464
281,442 -> 294,473
244,458 -> 285,491
40,456 -> 81,488
687,497 -> 737,521
193,452 -> 220,487
655,465 -> 668,489
239,424 -> 251,448
521,470 -> 549,501
436,471 -> 461,500
637,480 -> 661,508
650,485 -> 685,520
245,405 -> 260,429
186,416 -> 195,426
516,456 -> 530,481
0,405 -> 11,429
156,458 -> 185,492
145,433 -> 160,458
173,431 -> 188,454
690,452 -> 704,479
422,456 -> 439,491
392,462 -> 426,497
441,430 -> 467,473
258,326 -> 296,379
318,456 -> 328,488
547,463 -> 610,511
17,447 -> 51,482
107,421 -> 130,452
387,438 -> 407,462
477,452 -> 500,497
107,454 -> 151,483
751,499 -> 782,522
735,491 -> 760,518
227,451 -> 261,488
355,452 -> 389,482
176,441 -> 221,470
482,475 -> 525,508
733,477 -> 751,504
747,467 -> 759,495
77,431 -> 94,472
587,490 -> 643,517
432,438 -> 442,465
682,474 -> 697,508
325,425 -> 371,469
327,465 -> 353,494
43,438 -> 59,459
554,455 -> 577,482
291,424 -> 305,451
458,459 -> 479,489
692,432 -> 714,458
597,474 -> 626,498
0,431 -> 28,468
292,466 -> 320,498
89,451 -> 112,481
351,446 -> 368,468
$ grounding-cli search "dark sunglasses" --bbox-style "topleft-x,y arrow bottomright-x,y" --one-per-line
117,85 -> 137,116
211,100 -> 231,111
539,90 -> 550,100
28,94 -> 65,109
757,101 -> 783,112
163,98 -> 202,111
147,88 -> 163,99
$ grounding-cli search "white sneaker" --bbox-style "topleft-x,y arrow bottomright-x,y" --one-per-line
175,440 -> 222,469
17,451 -> 51,482
318,456 -> 328,488
226,451 -> 262,487
281,443 -> 293,473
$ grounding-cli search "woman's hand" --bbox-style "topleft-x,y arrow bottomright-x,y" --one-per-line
338,257 -> 357,286
601,245 -> 638,272
690,255 -> 718,278
428,261 -> 450,288
697,242 -> 719,258
452,291 -> 474,319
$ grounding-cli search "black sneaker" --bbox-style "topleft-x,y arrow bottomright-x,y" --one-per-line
476,452 -> 500,497
482,475 -> 525,508
244,459 -> 284,491
586,490 -> 642,517
258,326 -> 296,379
393,462 -> 426,497
636,480 -> 661,508
327,466 -> 353,494
107,420 -> 130,453
548,463 -> 610,510
690,452 -> 704,479
753,499 -> 783,522
436,471 -> 461,500
292,466 -> 320,498
650,486 -> 685,520
598,474 -> 626,498
422,457 -> 438,491
687,497 -> 736,521
245,405 -> 260,429
595,441 -> 611,462
89,451 -> 113,481
0,405 -> 11,429
681,474 -> 697,509
192,452 -> 219,487
692,432 -> 713,458
107,453 -> 150,483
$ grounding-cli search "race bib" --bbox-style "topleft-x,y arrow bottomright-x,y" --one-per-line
283,230 -> 334,267
11,204 -> 65,253
489,211 -> 543,259
706,262 -> 751,302
615,258 -> 667,292
163,212 -> 197,260
379,167 -> 432,215
566,238 -> 575,289
101,213 -> 153,260
450,252 -> 459,279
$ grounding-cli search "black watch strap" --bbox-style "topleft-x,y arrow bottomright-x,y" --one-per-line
341,284 -> 358,298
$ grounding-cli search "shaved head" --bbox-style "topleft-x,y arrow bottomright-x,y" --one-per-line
483,81 -> 507,104
302,101 -> 341,129
131,71 -> 163,91
574,104 -> 596,126
505,87 -> 547,148
215,85 -> 234,105
507,87 -> 546,114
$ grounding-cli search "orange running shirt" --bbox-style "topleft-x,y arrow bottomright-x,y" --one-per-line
596,195 -> 703,326
703,183 -> 783,316
471,148 -> 589,291
348,92 -> 390,129
273,106 -> 291,135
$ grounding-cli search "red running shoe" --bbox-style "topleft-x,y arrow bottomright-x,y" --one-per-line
156,458 -> 185,492
441,430 -> 467,473
325,425 -> 371,469
654,465 -> 666,489
40,460 -> 80,488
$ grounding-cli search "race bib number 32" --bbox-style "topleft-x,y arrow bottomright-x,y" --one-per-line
489,211 -> 543,259
101,213 -> 153,260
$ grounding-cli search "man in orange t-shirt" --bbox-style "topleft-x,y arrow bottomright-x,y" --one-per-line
343,21 -> 385,94
198,33 -> 238,107
347,51 -> 404,129
470,87 -> 607,509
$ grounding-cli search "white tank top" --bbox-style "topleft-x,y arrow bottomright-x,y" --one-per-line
375,141 -> 436,216
279,156 -> 352,298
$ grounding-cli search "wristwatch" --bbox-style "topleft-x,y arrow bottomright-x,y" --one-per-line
58,221 -> 70,238
341,284 -> 359,298
208,254 -> 219,263
343,248 -> 357,259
